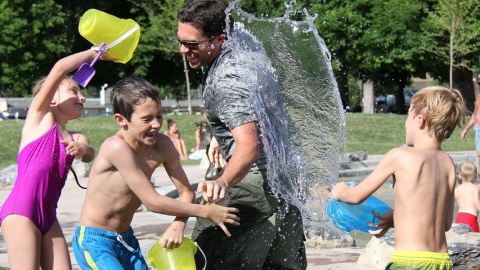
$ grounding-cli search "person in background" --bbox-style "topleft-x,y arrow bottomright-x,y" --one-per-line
188,121 -> 209,160
332,86 -> 466,269
454,161 -> 480,232
72,77 -> 239,270
177,0 -> 307,269
0,50 -> 99,269
191,127 -> 201,153
164,119 -> 189,160
460,74 -> 480,167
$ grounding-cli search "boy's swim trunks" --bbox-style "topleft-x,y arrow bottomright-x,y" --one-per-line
385,250 -> 452,270
455,211 -> 479,232
72,226 -> 147,270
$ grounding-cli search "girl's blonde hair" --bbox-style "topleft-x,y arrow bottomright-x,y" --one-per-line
459,162 -> 477,182
410,86 -> 466,142
32,76 -> 75,97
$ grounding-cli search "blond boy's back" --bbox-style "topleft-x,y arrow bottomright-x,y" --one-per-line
392,147 -> 455,252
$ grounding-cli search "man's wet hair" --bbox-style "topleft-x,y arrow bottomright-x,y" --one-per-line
178,0 -> 233,38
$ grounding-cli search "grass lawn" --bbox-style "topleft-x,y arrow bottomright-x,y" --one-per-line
345,113 -> 474,154
0,113 -> 475,170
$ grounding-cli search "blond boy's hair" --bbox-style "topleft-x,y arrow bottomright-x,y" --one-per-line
459,162 -> 477,183
410,86 -> 466,142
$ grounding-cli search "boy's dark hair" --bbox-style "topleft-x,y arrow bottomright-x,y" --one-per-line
178,0 -> 230,37
110,76 -> 161,121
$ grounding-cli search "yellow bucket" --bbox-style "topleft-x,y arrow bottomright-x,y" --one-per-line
147,237 -> 206,270
78,9 -> 140,64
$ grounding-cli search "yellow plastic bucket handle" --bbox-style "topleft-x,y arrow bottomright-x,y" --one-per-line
195,242 -> 207,270
91,24 -> 140,52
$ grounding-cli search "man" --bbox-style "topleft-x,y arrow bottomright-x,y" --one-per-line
177,1 -> 307,269
460,74 -> 480,167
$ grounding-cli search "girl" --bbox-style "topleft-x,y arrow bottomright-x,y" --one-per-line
0,49 -> 111,269
164,119 -> 189,160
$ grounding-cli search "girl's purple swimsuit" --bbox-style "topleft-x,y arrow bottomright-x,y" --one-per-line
0,123 -> 74,235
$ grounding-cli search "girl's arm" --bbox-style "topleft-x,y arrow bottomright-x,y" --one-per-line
28,50 -> 98,120
62,133 -> 95,163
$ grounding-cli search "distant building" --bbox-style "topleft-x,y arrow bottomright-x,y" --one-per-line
1,94 -> 204,117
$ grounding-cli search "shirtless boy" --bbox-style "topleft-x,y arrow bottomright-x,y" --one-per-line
332,86 -> 466,269
454,162 -> 480,232
72,77 -> 239,270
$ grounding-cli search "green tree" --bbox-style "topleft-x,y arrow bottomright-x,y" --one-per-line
0,0 -> 72,97
309,0 -> 371,110
312,0 -> 431,114
360,0 -> 430,114
423,0 -> 480,111
126,0 -> 203,101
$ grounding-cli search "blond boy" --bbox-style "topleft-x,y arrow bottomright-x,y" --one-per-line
332,86 -> 466,269
72,77 -> 239,270
454,162 -> 480,232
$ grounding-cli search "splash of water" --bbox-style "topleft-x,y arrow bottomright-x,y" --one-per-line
227,1 -> 346,236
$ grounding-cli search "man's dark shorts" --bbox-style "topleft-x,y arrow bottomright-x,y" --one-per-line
193,170 -> 307,270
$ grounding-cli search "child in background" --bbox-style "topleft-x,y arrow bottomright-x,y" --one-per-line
72,77 -> 239,270
454,162 -> 480,232
0,50 -> 104,269
164,119 -> 189,160
332,86 -> 466,269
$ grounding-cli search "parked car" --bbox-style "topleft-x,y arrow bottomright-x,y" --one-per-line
375,88 -> 419,113
6,107 -> 28,119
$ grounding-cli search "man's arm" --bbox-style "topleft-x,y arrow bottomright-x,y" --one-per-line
198,121 -> 260,202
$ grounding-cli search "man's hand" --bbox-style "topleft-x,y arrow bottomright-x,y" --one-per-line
197,179 -> 228,203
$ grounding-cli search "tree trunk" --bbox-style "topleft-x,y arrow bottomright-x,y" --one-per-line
362,81 -> 374,114
394,83 -> 407,114
337,74 -> 350,111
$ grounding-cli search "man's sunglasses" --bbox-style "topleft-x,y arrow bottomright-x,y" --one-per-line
177,36 -> 217,49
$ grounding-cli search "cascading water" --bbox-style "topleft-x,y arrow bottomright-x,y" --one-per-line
226,1 -> 349,244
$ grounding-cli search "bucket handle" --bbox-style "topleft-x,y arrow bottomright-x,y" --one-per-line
195,242 -> 207,270
91,24 -> 139,51
89,43 -> 107,67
